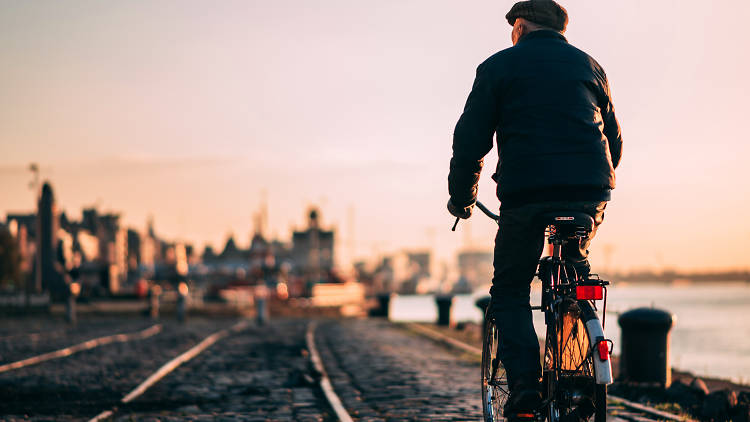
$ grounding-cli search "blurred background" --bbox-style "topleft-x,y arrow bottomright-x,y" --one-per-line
1,1 -> 749,382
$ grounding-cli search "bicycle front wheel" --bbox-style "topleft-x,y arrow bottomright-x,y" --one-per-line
482,313 -> 509,422
543,299 -> 607,422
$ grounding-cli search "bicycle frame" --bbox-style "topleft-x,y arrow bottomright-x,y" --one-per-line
473,200 -> 613,421
542,223 -> 613,374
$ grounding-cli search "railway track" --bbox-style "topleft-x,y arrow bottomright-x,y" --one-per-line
0,324 -> 162,374
0,316 -> 692,421
0,317 -> 335,420
306,321 -> 354,422
0,317 -> 244,419
0,318 -> 158,364
312,318 -> 484,420
102,319 -> 333,421
89,319 -> 251,421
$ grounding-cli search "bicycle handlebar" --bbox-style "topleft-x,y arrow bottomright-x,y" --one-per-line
476,201 -> 500,221
451,200 -> 500,231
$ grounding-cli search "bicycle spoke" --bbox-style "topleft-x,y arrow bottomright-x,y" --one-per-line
549,301 -> 604,421
482,320 -> 509,421
557,306 -> 591,374
572,324 -> 593,375
559,315 -> 575,367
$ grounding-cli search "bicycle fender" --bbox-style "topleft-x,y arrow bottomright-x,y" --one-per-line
585,319 -> 613,385
579,301 -> 614,385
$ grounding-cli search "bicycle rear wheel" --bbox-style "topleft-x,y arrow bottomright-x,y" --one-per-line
543,299 -> 606,422
482,313 -> 510,422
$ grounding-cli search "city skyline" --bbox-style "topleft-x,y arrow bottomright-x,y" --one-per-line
2,1 -> 750,271
6,176 -> 749,276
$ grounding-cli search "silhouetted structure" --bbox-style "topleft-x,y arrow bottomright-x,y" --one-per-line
127,229 -> 141,279
36,182 -> 64,298
0,225 -> 22,289
63,207 -> 127,294
292,209 -> 334,278
220,236 -> 242,261
3,184 -> 199,298
5,214 -> 36,277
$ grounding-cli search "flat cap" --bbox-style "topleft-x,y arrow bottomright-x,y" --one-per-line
506,0 -> 568,32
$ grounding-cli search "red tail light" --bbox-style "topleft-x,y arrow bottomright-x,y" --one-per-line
597,340 -> 610,361
576,285 -> 603,300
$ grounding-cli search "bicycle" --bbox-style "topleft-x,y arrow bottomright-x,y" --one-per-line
459,201 -> 613,422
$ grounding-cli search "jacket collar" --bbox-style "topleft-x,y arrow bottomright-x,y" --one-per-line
517,29 -> 567,44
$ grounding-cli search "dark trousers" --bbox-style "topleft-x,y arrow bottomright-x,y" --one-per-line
489,200 -> 607,389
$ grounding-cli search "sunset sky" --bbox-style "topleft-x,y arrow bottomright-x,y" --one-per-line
2,1 -> 749,272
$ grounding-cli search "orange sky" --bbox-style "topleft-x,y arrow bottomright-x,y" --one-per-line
2,1 -> 749,271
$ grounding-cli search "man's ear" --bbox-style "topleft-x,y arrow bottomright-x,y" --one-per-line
517,22 -> 527,38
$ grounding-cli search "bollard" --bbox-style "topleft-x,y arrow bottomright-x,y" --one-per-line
618,307 -> 675,387
66,282 -> 81,324
148,284 -> 162,320
370,292 -> 394,318
177,282 -> 189,323
435,294 -> 455,327
256,297 -> 267,325
255,284 -> 270,326
475,295 -> 492,325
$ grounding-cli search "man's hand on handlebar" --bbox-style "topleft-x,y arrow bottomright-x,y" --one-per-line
449,199 -> 500,230
447,198 -> 474,219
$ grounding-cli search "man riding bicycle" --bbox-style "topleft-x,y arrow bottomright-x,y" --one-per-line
447,0 -> 622,418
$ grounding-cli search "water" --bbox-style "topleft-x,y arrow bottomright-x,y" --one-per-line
390,281 -> 750,384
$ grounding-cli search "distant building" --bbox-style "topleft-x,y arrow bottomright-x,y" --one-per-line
173,243 -> 189,277
3,184 -> 207,297
397,251 -> 437,294
367,250 -> 437,294
76,230 -> 100,262
184,244 -> 199,267
291,209 -> 334,277
202,245 -> 216,262
138,219 -> 163,272
220,236 -> 240,259
202,233 -> 257,274
6,213 -> 36,275
269,239 -> 291,265
457,250 -> 494,290
249,232 -> 272,270
36,182 -> 64,297
127,229 -> 141,276
407,251 -> 431,279
71,208 -> 127,293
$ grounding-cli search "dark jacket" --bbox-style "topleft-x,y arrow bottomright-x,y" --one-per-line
448,30 -> 622,208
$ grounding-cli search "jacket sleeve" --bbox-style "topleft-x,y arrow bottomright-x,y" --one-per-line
601,78 -> 622,169
448,62 -> 500,207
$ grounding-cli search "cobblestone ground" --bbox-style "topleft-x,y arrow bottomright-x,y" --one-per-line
0,317 -> 239,420
316,319 -> 483,421
0,316 -> 664,421
117,319 -> 332,422
0,316 -> 157,364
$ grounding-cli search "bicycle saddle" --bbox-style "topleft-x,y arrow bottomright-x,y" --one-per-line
537,211 -> 595,232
